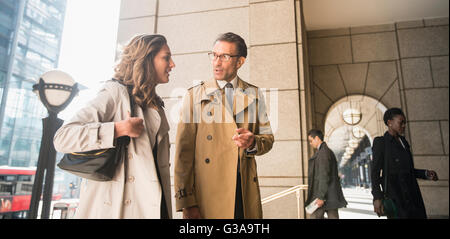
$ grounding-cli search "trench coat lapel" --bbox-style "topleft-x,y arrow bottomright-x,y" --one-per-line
200,78 -> 257,117
140,106 -> 159,149
202,79 -> 235,122
203,78 -> 220,99
235,77 -> 256,117
157,106 -> 170,145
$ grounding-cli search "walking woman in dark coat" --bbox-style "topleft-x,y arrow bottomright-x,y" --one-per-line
371,108 -> 438,219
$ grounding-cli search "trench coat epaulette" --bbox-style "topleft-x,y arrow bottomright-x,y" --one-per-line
187,81 -> 204,91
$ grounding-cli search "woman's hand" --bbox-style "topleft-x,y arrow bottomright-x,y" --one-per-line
426,170 -> 439,181
114,112 -> 144,138
373,199 -> 384,217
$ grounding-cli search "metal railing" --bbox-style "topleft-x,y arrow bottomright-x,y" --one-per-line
261,184 -> 308,219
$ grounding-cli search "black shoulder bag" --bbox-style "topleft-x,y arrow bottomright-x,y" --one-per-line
57,80 -> 135,181
381,135 -> 398,219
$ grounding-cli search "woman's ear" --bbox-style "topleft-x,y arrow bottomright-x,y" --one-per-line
387,119 -> 392,127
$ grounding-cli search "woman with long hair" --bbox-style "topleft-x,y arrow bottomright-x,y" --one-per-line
54,34 -> 175,218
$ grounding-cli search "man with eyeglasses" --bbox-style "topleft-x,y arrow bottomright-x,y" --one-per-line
174,32 -> 274,219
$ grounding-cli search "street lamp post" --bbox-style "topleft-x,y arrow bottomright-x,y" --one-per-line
28,70 -> 78,219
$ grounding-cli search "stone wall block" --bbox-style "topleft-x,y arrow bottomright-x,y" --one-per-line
338,63 -> 367,95
268,90 -> 301,140
159,0 -> 248,16
365,61 -> 397,100
312,65 -> 346,101
250,0 -> 296,46
119,0 -> 156,19
405,88 -> 449,121
157,8 -> 249,54
396,19 -> 424,29
249,43 -> 298,90
401,58 -> 433,89
424,17 -> 450,27
308,28 -> 350,38
117,17 -> 155,46
352,32 -> 399,62
313,85 -> 333,115
256,141 -> 302,176
350,23 -> 395,35
309,36 -> 352,65
431,56 -> 449,87
398,26 -> 449,58
380,80 -> 401,109
409,121 -> 444,155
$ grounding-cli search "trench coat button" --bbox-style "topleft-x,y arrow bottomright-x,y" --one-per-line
207,135 -> 212,140
128,176 -> 135,183
124,199 -> 131,205
395,158 -> 399,162
205,158 -> 210,164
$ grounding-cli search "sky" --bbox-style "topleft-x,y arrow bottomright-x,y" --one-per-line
57,0 -> 121,120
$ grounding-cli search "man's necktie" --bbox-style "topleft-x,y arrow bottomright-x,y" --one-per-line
224,82 -> 234,113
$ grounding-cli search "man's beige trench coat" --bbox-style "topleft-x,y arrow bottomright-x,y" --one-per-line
174,77 -> 274,219
53,80 -> 172,219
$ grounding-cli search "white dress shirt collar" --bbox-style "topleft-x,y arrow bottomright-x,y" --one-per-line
317,142 -> 323,150
216,76 -> 238,89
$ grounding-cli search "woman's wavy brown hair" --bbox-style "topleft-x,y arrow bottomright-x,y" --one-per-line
114,34 -> 167,109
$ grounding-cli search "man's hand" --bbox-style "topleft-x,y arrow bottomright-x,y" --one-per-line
373,199 -> 384,217
316,199 -> 325,208
183,206 -> 202,219
114,111 -> 144,138
232,128 -> 255,149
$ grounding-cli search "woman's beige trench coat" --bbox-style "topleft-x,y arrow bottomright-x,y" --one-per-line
53,80 -> 172,219
174,78 -> 274,219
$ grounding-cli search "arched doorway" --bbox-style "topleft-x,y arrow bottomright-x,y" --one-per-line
324,95 -> 388,188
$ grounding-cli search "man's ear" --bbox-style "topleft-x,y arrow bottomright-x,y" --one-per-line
236,56 -> 246,69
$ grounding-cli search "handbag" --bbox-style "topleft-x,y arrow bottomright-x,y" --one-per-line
381,136 -> 398,218
57,79 -> 135,181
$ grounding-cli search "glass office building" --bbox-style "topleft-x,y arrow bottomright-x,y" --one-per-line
0,0 -> 67,167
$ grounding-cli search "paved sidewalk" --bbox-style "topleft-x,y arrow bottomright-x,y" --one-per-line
338,187 -> 384,219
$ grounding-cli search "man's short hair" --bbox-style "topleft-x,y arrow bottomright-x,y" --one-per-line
383,108 -> 405,126
308,129 -> 324,141
215,32 -> 248,58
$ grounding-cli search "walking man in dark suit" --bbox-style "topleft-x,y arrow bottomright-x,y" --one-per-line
306,129 -> 347,219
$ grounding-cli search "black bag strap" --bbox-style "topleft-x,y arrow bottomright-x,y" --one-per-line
110,79 -> 135,182
111,78 -> 135,117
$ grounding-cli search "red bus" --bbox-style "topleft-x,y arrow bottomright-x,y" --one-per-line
0,166 -> 63,219
0,166 -> 36,219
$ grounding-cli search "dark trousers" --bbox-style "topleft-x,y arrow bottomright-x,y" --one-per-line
234,159 -> 244,219
310,208 -> 339,219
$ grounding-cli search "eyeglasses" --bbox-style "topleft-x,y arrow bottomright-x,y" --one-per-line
208,52 -> 239,62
